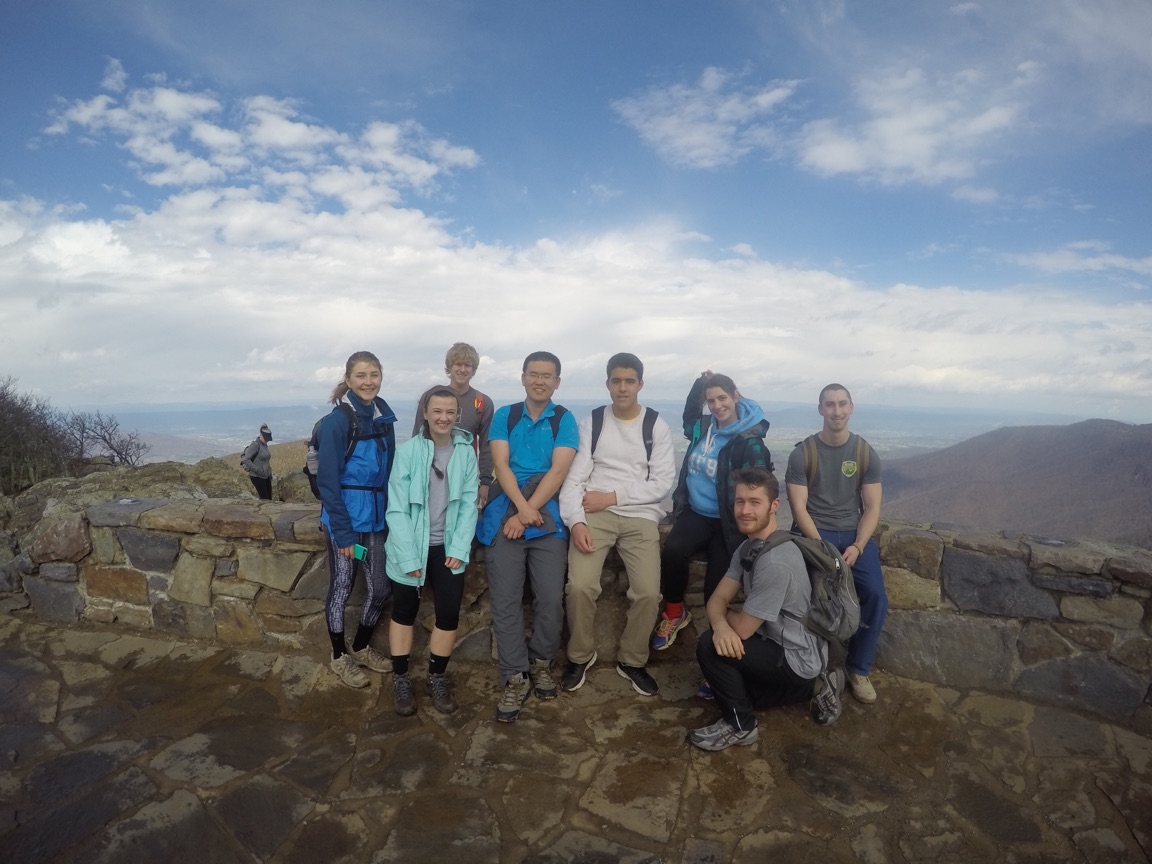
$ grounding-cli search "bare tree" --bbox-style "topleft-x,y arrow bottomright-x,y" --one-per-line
0,378 -> 152,494
78,412 -> 150,467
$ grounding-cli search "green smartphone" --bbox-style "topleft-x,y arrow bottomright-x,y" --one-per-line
353,544 -> 367,560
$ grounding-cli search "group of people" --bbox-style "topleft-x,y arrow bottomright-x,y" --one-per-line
311,343 -> 888,752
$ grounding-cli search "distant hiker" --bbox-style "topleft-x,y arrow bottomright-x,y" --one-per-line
651,372 -> 771,701
689,468 -> 842,751
785,383 -> 886,704
413,342 -> 494,507
240,424 -> 273,500
476,351 -> 577,723
316,351 -> 397,689
385,388 -> 479,716
559,353 -> 676,697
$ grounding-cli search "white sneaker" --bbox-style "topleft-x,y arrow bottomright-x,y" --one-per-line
847,672 -> 877,704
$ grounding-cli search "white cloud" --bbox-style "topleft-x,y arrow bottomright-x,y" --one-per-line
795,65 -> 1025,186
101,58 -> 128,93
1009,241 -> 1152,277
6,67 -> 1152,421
613,67 -> 799,169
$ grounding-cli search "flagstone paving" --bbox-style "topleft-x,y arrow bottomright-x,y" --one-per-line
2,613 -> 1150,863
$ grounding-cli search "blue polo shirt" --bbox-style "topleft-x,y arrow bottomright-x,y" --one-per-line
477,400 -> 578,544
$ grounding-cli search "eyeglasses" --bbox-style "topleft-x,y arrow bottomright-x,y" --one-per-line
523,372 -> 556,382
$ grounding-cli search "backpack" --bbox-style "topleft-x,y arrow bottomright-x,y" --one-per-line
590,405 -> 659,473
303,402 -> 390,500
746,530 -> 861,669
506,401 -> 568,437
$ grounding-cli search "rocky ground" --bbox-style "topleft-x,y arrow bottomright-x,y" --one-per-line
2,609 -> 1151,864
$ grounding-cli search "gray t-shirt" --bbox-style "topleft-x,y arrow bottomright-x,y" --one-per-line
725,538 -> 826,679
428,445 -> 452,545
785,432 -> 881,532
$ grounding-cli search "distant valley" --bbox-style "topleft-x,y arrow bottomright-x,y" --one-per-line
882,419 -> 1152,549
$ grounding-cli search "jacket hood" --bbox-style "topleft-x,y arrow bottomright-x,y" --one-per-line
712,397 -> 769,440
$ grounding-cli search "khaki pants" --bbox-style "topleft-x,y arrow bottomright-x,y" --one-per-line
564,511 -> 661,668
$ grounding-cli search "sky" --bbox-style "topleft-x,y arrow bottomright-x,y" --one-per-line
2,0 -> 1151,421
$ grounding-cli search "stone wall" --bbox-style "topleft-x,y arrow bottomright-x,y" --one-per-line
876,523 -> 1152,731
3,493 -> 1151,730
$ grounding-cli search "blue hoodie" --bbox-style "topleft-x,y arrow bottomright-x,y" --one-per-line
684,397 -> 769,518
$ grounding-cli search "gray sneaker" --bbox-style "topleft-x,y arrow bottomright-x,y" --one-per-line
350,645 -> 390,673
811,668 -> 843,726
330,653 -> 369,689
495,674 -> 531,723
530,657 -> 558,700
688,718 -> 759,751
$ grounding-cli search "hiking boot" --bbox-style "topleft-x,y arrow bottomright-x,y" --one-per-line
350,645 -> 390,673
530,657 -> 558,700
688,718 -> 759,751
696,679 -> 714,700
426,672 -> 457,714
392,672 -> 417,716
616,662 -> 659,696
847,672 -> 877,704
651,609 -> 692,651
495,674 -> 531,723
811,668 -> 844,727
561,652 -> 597,692
330,653 -> 369,689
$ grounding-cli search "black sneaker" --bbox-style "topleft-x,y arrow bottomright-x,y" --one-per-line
561,652 -> 597,692
616,662 -> 658,696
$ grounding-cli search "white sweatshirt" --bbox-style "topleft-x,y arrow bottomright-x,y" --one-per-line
559,406 -> 677,527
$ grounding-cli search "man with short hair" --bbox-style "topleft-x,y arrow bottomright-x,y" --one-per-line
690,468 -> 841,751
414,342 -> 494,506
559,353 -> 676,696
785,383 -> 886,704
477,351 -> 578,722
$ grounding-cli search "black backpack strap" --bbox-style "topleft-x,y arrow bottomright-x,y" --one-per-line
641,407 -> 658,463
506,402 -> 525,435
590,405 -> 606,456
549,404 -> 568,439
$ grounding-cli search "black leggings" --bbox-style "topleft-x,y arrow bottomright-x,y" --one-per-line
390,545 -> 465,631
324,528 -> 389,633
660,507 -> 732,604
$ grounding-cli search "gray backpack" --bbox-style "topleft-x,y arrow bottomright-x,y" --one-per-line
745,530 -> 861,667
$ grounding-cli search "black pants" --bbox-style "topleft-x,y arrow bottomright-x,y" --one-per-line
660,507 -> 731,604
390,545 -> 465,631
697,628 -> 815,731
249,475 -> 273,500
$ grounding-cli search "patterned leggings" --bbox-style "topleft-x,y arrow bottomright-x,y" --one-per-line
323,528 -> 389,634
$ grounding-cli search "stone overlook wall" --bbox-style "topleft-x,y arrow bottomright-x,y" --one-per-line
3,483 -> 1151,732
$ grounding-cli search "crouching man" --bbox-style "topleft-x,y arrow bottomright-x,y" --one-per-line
689,467 -> 842,751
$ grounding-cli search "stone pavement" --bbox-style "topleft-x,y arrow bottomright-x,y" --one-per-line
2,611 -> 1151,864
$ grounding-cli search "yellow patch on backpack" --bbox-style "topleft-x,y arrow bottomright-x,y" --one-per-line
841,460 -> 858,478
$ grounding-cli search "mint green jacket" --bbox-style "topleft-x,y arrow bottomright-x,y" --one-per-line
385,428 -> 479,586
